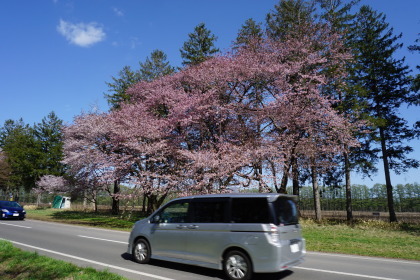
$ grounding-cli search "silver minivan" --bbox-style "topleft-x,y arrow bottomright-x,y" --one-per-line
127,193 -> 305,280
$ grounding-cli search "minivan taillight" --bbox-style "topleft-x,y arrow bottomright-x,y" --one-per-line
269,224 -> 280,244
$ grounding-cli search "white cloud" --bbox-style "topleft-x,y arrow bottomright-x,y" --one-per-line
113,7 -> 124,17
130,36 -> 141,49
57,19 -> 106,47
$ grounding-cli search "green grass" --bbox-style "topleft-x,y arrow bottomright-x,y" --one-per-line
26,208 -> 142,231
25,208 -> 420,261
0,240 -> 127,280
301,219 -> 420,260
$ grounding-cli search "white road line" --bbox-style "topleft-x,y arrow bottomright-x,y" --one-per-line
1,238 -> 174,280
296,267 -> 401,280
0,222 -> 32,229
78,235 -> 127,244
307,252 -> 420,265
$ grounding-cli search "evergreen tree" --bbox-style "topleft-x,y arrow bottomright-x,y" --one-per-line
408,34 -> 420,94
0,119 -> 39,191
180,23 -> 219,66
350,6 -> 418,222
105,50 -> 175,110
317,0 -> 361,222
266,0 -> 315,39
139,49 -> 175,82
105,66 -> 140,110
233,18 -> 264,49
0,149 -> 12,191
408,34 -> 420,134
33,111 -> 65,177
0,114 -> 66,193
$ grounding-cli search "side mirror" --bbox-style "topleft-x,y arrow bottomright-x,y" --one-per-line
151,215 -> 160,223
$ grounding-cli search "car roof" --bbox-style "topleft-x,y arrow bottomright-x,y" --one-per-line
173,193 -> 296,202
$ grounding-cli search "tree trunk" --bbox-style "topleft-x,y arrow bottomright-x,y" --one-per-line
344,151 -> 353,223
255,161 -> 264,192
311,161 -> 322,222
36,193 -> 41,207
279,157 -> 293,194
111,180 -> 120,215
292,156 -> 299,196
147,194 -> 157,215
142,195 -> 147,214
93,189 -> 98,212
379,128 -> 397,222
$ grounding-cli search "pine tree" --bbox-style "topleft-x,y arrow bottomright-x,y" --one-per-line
408,34 -> 420,135
350,6 -> 418,222
33,111 -> 65,177
408,34 -> 420,94
317,0 -> 361,222
180,23 -> 219,66
105,66 -> 140,110
139,49 -> 175,82
105,50 -> 174,110
266,0 -> 315,40
0,119 -> 39,191
0,149 -> 12,191
233,18 -> 264,49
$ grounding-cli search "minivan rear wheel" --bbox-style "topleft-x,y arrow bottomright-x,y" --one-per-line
132,238 -> 151,264
223,250 -> 252,280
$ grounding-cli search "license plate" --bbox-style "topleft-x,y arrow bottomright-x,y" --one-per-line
13,213 -> 19,217
290,243 -> 299,253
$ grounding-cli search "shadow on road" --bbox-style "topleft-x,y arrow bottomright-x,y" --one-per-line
121,253 -> 294,279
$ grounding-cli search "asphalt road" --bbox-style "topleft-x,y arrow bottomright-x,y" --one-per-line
0,219 -> 419,280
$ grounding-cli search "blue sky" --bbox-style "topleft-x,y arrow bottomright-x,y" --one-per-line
1,0 -> 419,186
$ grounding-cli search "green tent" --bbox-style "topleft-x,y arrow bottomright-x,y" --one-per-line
52,196 -> 63,208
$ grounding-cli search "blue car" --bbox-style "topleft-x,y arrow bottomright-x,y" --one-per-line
0,200 -> 26,220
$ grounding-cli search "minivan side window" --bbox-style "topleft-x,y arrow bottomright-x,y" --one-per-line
157,201 -> 190,223
231,198 -> 270,223
190,199 -> 227,223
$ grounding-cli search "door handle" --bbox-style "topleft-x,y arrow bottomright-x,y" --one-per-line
188,225 -> 199,229
176,225 -> 187,229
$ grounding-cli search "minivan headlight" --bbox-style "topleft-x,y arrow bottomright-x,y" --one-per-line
1,209 -> 9,213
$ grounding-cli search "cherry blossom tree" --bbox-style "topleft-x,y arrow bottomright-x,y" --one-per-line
34,174 -> 68,206
62,22 -> 359,215
125,24 -> 357,191
62,113 -> 128,212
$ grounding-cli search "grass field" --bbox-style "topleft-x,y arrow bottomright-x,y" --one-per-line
301,219 -> 420,260
0,240 -> 127,280
26,208 -> 137,230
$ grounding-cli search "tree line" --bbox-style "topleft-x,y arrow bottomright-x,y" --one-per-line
1,0 -> 419,222
297,183 -> 420,212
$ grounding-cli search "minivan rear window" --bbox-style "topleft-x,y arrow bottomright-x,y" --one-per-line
273,197 -> 298,225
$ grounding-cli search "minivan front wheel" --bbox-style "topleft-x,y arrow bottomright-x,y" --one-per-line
132,238 -> 151,264
223,250 -> 252,280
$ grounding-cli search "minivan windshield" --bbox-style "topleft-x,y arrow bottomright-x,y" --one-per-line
273,197 -> 298,225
